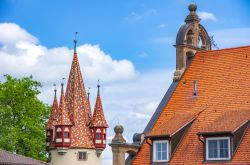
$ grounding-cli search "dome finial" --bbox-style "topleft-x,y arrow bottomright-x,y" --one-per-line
53,83 -> 57,97
74,32 -> 78,54
188,3 -> 197,12
97,80 -> 100,96
61,77 -> 65,93
87,87 -> 91,99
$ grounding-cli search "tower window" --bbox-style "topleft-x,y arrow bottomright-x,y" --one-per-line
186,30 -> 194,45
64,132 -> 69,138
78,151 -> 87,161
96,133 -> 102,139
56,132 -> 62,138
206,137 -> 231,160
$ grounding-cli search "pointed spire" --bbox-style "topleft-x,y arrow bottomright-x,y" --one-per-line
74,32 -> 78,54
65,37 -> 95,148
56,78 -> 72,126
46,84 -> 59,129
85,87 -> 92,125
91,82 -> 108,128
97,80 -> 100,96
87,87 -> 91,100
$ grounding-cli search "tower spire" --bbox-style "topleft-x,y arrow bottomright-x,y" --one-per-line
97,80 -> 100,96
46,84 -> 59,130
91,82 -> 108,128
61,78 -> 65,94
74,32 -> 78,54
53,83 -> 57,100
87,87 -> 91,100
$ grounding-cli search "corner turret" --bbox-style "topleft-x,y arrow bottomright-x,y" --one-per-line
90,82 -> 108,152
54,81 -> 72,152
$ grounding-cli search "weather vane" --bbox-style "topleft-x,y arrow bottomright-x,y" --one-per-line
61,77 -> 65,85
74,32 -> 78,53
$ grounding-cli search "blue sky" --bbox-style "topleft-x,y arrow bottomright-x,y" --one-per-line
0,0 -> 250,164
1,0 -> 250,71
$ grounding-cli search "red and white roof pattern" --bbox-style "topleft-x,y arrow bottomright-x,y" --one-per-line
46,91 -> 59,129
46,50 -> 108,149
56,86 -> 72,126
91,89 -> 108,128
85,96 -> 92,125
64,53 -> 95,148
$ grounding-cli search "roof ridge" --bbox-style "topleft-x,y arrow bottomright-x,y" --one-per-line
197,45 -> 250,53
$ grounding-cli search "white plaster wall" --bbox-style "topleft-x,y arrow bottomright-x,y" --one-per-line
50,148 -> 101,165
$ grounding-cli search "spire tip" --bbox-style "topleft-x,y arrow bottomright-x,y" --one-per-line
97,80 -> 100,96
74,32 -> 78,54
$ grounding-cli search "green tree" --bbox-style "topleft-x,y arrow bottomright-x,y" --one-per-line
0,75 -> 50,161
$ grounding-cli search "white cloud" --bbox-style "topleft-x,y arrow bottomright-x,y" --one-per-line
124,9 -> 157,22
0,23 -> 38,46
198,11 -> 217,22
210,28 -> 250,48
157,23 -> 166,29
138,52 -> 148,58
0,23 -> 174,165
0,23 -> 136,85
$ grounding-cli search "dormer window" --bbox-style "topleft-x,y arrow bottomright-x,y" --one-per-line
153,140 -> 169,162
206,137 -> 231,161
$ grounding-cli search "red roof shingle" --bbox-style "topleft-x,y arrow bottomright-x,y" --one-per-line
91,88 -> 108,128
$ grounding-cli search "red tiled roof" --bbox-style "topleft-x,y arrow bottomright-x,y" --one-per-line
132,46 -> 250,164
56,86 -> 72,126
199,109 -> 250,135
46,91 -> 59,129
147,112 -> 195,137
85,96 -> 92,125
0,149 -> 48,165
64,53 -> 94,148
91,89 -> 108,128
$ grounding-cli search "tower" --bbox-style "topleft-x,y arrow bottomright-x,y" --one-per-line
46,33 -> 108,165
173,3 -> 211,81
90,83 -> 108,155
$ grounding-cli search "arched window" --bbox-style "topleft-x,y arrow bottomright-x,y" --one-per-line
64,127 -> 70,138
186,30 -> 194,45
198,34 -> 206,49
96,128 -> 102,139
56,127 -> 62,139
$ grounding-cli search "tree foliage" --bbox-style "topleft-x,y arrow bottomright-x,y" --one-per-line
0,75 -> 50,161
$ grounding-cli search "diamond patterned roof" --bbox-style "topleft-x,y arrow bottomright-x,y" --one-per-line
46,91 -> 59,129
91,88 -> 108,128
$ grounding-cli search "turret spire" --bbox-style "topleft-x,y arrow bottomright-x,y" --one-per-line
61,78 -> 65,94
53,83 -> 57,99
65,35 -> 95,148
91,82 -> 108,128
97,80 -> 100,96
56,78 -> 71,126
74,32 -> 78,54
46,84 -> 59,130
87,87 -> 91,100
